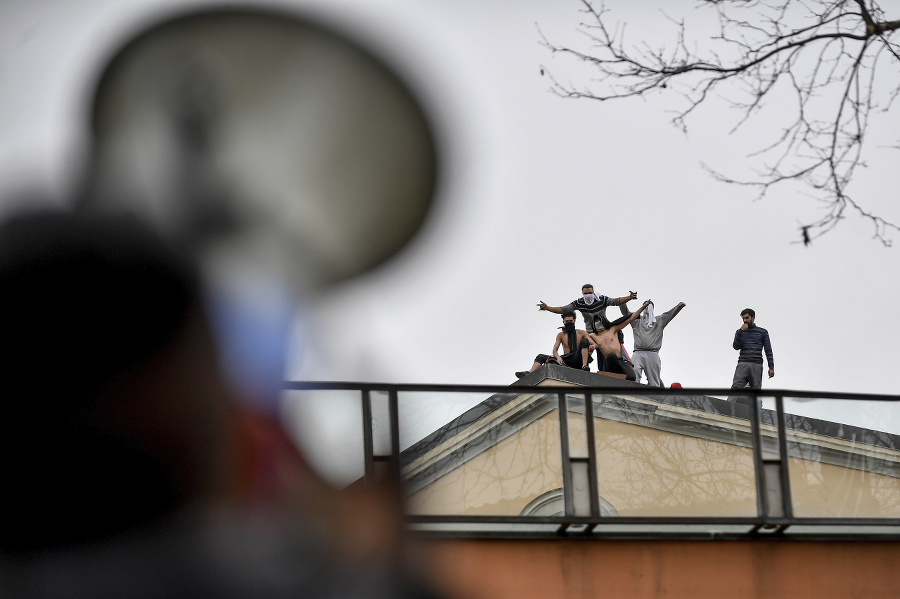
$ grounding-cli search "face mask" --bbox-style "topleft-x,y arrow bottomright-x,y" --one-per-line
582,293 -> 596,305
563,322 -> 575,332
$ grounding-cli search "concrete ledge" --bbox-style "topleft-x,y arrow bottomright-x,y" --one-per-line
512,363 -> 643,389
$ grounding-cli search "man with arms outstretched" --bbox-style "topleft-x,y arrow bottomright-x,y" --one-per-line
588,300 -> 652,381
537,284 -> 637,335
620,300 -> 686,386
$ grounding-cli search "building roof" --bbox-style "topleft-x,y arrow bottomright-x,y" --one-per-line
400,364 -> 900,497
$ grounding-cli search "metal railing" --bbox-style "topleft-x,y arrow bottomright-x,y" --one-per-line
281,382 -> 900,540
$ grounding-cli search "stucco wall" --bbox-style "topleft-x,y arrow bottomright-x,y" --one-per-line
407,406 -> 900,518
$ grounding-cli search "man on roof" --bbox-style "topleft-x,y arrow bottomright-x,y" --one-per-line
619,299 -> 686,387
516,311 -> 593,378
588,300 -> 652,381
538,284 -> 637,335
731,307 -> 775,389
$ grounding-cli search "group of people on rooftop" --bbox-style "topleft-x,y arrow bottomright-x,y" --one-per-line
517,283 -> 775,390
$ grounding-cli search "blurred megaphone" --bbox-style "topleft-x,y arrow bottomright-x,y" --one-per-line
77,6 -> 439,404
79,6 -> 439,291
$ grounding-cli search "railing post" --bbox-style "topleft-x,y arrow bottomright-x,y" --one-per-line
362,388 -> 374,483
363,389 -> 401,486
748,389 -> 769,525
388,389 -> 401,476
750,390 -> 788,529
558,391 -> 593,534
757,393 -> 787,521
584,392 -> 600,522
775,394 -> 794,520
557,392 -> 573,533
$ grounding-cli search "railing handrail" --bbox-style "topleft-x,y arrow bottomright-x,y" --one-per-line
281,380 -> 900,540
283,380 -> 900,402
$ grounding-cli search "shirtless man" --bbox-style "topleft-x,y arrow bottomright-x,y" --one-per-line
588,300 -> 651,381
516,312 -> 593,377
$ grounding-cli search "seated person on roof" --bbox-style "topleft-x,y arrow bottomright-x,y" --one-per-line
516,311 -> 593,378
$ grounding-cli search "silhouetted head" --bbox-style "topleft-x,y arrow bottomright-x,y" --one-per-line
0,210 -> 234,553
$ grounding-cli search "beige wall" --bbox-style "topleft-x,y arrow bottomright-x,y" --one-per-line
789,456 -> 900,517
408,406 -> 900,518
407,412 -> 564,515
408,411 -> 758,517
588,416 -> 757,517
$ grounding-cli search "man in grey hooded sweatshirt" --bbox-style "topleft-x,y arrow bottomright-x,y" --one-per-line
619,300 -> 685,386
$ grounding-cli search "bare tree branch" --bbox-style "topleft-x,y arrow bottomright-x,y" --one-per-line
540,0 -> 900,245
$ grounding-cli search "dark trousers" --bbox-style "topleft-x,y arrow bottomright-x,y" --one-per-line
535,339 -> 593,369
603,353 -> 635,381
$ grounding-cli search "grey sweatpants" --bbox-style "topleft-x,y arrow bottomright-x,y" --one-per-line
632,350 -> 662,387
731,361 -> 763,389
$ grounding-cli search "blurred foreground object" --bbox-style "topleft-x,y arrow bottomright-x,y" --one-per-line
0,211 -> 230,552
0,7 -> 446,595
80,6 -> 439,288
76,5 -> 440,410
0,211 -> 442,598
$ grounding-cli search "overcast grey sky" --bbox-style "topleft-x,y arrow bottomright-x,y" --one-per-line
2,0 -> 898,409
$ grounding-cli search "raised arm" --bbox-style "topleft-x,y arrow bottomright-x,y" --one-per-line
537,301 -> 563,314
611,300 -> 650,333
611,290 -> 638,306
608,314 -> 630,327
663,302 -> 686,321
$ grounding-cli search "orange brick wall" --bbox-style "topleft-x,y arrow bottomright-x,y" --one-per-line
419,538 -> 900,599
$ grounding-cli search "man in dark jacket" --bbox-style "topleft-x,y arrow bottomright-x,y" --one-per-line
731,308 -> 775,389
